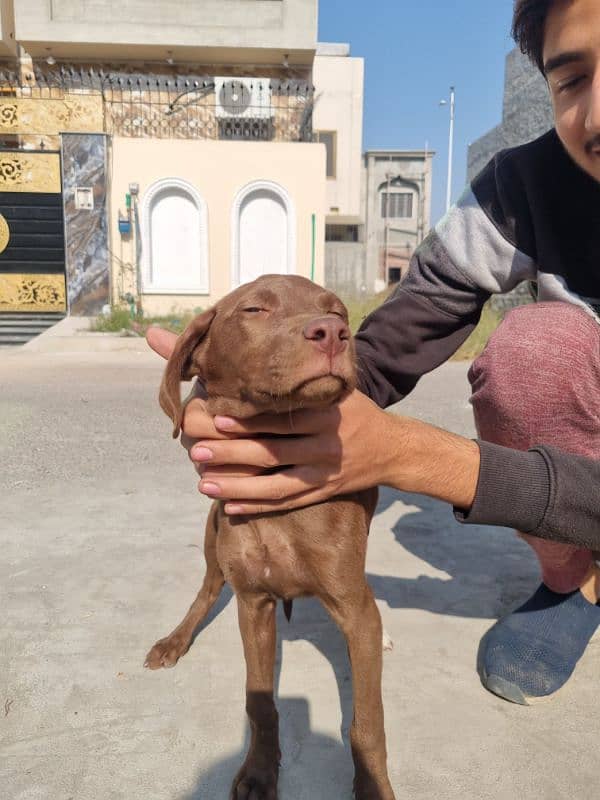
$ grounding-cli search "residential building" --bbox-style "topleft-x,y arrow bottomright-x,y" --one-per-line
0,0 -> 339,329
312,42 -> 365,297
363,148 -> 433,294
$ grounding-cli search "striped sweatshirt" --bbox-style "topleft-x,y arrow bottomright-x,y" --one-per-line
355,128 -> 600,550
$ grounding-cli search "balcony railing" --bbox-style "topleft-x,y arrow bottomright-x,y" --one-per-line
0,68 -> 315,143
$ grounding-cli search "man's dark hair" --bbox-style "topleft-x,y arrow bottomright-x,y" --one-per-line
511,0 -> 555,74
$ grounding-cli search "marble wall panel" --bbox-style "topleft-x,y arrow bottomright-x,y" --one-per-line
61,133 -> 109,315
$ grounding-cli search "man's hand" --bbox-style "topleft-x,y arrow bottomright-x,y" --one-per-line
146,326 -> 393,504
192,390 -> 396,514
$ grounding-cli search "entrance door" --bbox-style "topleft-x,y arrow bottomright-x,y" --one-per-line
0,150 -> 66,314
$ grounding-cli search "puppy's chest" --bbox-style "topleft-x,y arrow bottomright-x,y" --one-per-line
217,514 -> 313,598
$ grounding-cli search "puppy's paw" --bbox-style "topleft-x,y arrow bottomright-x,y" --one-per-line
230,762 -> 278,800
144,635 -> 189,670
382,629 -> 394,652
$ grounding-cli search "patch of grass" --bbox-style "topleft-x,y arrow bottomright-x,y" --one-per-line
91,307 -> 195,337
452,302 -> 503,361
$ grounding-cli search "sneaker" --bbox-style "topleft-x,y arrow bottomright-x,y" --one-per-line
478,584 -> 600,705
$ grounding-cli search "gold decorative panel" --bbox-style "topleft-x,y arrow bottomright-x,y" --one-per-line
0,95 -> 103,136
0,153 -> 60,193
0,213 -> 10,253
0,273 -> 66,312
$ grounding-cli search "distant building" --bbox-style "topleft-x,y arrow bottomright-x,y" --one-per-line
313,42 -> 365,297
362,149 -> 433,294
467,48 -> 553,182
324,147 -> 434,298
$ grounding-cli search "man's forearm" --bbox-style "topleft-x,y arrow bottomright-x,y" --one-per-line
382,415 -> 600,551
379,415 -> 480,510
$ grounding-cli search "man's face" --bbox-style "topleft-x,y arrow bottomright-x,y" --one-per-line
544,0 -> 600,182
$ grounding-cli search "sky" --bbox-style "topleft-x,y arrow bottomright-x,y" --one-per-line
318,0 -> 518,225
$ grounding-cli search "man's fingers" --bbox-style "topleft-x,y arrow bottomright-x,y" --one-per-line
182,399 -> 237,441
198,466 -> 323,502
202,465 -> 265,479
213,405 -> 339,436
223,488 -> 324,516
190,434 -> 340,469
146,326 -> 178,360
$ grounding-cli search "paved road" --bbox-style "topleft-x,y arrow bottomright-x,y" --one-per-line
1,347 -> 597,800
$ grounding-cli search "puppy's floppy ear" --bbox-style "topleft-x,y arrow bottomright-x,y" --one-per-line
159,308 -> 216,438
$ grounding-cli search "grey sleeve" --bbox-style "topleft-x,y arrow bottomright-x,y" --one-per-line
455,440 -> 600,550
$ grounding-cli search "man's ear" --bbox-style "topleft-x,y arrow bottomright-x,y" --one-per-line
159,308 -> 216,438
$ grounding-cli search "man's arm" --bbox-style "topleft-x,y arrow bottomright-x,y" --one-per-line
147,330 -> 600,551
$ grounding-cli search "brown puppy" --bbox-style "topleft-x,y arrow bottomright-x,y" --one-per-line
146,274 -> 395,800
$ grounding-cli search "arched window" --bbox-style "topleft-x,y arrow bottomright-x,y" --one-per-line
141,178 -> 209,293
231,180 -> 295,287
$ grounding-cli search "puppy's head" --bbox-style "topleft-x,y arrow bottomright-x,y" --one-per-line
160,274 -> 356,437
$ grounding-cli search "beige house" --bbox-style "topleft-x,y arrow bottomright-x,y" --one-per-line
11,0 -> 317,65
312,43 -> 364,230
0,0 -> 353,332
111,138 -> 325,316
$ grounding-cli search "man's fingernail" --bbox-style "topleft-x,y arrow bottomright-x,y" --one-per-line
200,482 -> 221,496
192,446 -> 213,461
214,416 -> 235,430
225,504 -> 243,514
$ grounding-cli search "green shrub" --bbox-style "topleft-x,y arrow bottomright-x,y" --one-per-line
91,307 -> 195,337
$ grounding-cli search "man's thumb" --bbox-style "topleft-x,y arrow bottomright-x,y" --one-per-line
146,326 -> 178,360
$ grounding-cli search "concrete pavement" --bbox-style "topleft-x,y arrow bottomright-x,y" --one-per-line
1,346 -> 597,799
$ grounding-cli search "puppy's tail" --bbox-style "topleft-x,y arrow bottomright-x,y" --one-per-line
283,599 -> 293,622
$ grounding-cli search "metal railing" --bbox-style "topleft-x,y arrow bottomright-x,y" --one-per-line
0,67 -> 315,143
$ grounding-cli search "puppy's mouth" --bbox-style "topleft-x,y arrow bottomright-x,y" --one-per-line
253,370 -> 351,409
291,371 -> 349,396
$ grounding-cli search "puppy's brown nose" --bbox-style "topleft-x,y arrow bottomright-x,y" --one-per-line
303,316 -> 350,357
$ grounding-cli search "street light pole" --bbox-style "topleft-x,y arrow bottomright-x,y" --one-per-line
445,86 -> 455,213
439,86 -> 455,213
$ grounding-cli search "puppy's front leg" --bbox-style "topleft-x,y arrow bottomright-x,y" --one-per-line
231,593 -> 280,800
145,504 -> 225,669
323,586 -> 396,800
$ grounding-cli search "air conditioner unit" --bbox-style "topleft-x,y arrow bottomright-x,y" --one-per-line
214,77 -> 272,120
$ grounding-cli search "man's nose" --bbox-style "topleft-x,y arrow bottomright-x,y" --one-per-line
303,316 -> 350,357
585,70 -> 600,133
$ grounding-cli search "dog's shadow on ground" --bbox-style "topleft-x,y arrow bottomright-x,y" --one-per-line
179,486 -> 540,798
180,600 -> 356,799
